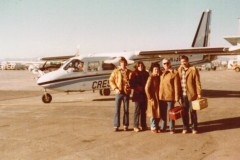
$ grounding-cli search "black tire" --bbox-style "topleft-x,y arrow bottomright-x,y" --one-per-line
235,67 -> 240,72
103,88 -> 110,96
42,93 -> 52,103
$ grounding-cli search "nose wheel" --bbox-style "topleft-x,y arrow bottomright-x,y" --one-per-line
42,93 -> 52,103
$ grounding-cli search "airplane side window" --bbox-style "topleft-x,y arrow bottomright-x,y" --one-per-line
102,63 -> 115,70
88,61 -> 100,72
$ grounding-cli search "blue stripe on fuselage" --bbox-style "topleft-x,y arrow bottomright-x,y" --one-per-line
42,74 -> 110,89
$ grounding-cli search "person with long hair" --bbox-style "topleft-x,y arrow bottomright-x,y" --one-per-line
130,61 -> 149,132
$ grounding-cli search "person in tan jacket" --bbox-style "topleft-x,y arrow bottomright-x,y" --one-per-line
145,63 -> 161,133
109,57 -> 132,132
159,58 -> 180,134
178,55 -> 202,134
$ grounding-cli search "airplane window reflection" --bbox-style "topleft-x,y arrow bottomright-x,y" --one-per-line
88,61 -> 100,72
78,62 -> 84,72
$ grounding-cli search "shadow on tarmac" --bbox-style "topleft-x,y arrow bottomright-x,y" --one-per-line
202,89 -> 240,98
198,116 -> 240,133
92,98 -> 115,101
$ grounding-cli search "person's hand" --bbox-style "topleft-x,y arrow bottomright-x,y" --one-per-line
175,98 -> 180,103
198,95 -> 202,99
115,89 -> 120,94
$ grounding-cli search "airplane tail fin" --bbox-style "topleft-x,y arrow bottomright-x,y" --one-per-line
192,10 -> 211,47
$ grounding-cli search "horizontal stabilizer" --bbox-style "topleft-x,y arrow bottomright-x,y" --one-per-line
224,36 -> 240,45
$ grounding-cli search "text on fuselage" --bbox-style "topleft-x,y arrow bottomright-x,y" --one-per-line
92,80 -> 110,89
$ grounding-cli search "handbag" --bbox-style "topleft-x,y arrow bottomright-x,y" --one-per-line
169,102 -> 183,120
192,98 -> 208,110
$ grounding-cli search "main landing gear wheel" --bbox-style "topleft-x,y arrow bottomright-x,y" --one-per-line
235,67 -> 240,72
42,93 -> 52,103
103,88 -> 110,96
99,89 -> 110,96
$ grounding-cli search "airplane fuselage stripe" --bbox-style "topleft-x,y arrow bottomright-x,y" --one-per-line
38,73 -> 110,86
45,75 -> 110,89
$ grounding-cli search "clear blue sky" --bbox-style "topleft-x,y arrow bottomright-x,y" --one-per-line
0,0 -> 239,59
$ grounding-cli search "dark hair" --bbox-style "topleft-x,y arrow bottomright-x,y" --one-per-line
119,57 -> 127,65
149,62 -> 160,72
134,61 -> 146,71
181,55 -> 189,61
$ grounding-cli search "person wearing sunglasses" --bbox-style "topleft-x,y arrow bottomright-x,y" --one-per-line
159,58 -> 180,134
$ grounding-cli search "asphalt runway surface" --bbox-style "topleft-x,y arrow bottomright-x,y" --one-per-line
0,70 -> 239,160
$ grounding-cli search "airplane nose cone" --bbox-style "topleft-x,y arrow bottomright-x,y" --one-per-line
37,74 -> 51,87
36,70 -> 59,88
37,75 -> 45,86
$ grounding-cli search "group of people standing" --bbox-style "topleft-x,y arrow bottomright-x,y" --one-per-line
109,55 -> 202,134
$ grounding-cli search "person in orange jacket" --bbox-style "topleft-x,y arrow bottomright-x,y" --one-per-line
109,57 -> 132,132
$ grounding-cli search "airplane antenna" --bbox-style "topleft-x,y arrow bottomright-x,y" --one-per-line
75,45 -> 80,57
238,17 -> 240,35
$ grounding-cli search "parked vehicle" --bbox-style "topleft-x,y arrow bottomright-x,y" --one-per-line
231,64 -> 240,72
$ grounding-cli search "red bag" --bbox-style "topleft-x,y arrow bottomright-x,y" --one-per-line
169,106 -> 183,120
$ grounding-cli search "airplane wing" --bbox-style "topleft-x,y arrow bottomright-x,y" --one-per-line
139,46 -> 240,57
40,55 -> 76,61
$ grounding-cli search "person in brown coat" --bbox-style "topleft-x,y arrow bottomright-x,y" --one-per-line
145,63 -> 161,133
109,57 -> 132,132
130,61 -> 149,132
159,58 -> 180,134
178,55 -> 202,134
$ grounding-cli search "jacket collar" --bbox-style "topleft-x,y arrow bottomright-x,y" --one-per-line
179,65 -> 193,77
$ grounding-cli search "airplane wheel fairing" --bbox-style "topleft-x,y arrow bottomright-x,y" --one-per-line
99,89 -> 103,95
42,93 -> 52,103
103,89 -> 110,96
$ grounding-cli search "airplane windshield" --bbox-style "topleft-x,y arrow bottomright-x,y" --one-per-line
63,59 -> 84,72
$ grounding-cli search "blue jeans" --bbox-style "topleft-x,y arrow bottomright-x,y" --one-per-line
181,96 -> 198,130
114,93 -> 130,128
150,118 -> 160,130
160,101 -> 175,131
134,101 -> 147,128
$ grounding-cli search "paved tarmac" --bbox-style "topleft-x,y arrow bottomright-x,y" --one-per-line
0,70 -> 239,160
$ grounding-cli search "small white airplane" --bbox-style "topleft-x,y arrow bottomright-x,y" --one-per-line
36,10 -> 240,103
